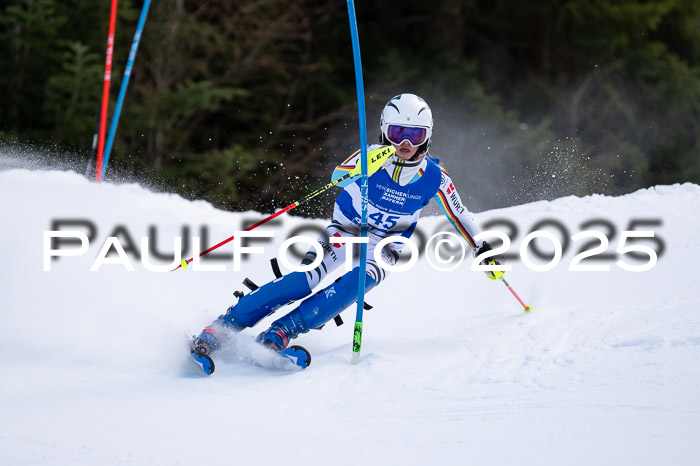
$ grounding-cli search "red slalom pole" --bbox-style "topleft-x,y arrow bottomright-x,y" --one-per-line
95,0 -> 119,183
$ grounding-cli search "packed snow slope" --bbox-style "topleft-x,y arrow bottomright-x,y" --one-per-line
1,168 -> 699,466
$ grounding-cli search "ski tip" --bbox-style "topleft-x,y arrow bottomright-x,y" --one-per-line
281,345 -> 311,369
190,351 -> 215,375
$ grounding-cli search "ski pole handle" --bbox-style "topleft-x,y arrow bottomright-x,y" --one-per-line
472,243 -> 533,313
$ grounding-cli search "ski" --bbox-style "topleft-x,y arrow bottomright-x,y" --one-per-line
185,331 -> 311,375
185,331 -> 216,375
189,350 -> 215,375
279,345 -> 312,369
245,343 -> 312,371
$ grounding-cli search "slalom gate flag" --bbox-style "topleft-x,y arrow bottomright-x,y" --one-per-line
102,0 -> 152,178
95,0 -> 119,182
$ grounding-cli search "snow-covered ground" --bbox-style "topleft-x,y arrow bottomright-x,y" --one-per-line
1,167 -> 699,465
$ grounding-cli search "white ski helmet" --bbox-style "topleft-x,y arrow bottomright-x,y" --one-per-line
380,93 -> 433,154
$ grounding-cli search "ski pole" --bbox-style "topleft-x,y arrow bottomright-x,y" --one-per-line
475,248 -> 533,313
174,145 -> 395,271
501,278 -> 533,313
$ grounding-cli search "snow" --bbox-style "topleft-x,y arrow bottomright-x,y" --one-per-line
1,167 -> 699,465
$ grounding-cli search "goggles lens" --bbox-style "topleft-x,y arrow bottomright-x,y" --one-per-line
386,125 -> 428,147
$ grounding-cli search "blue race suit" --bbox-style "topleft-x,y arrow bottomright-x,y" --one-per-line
197,146 -> 482,351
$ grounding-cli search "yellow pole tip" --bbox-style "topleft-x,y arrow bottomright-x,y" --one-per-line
181,259 -> 188,270
524,304 -> 533,313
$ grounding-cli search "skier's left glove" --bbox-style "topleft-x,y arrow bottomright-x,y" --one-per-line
474,241 -> 506,281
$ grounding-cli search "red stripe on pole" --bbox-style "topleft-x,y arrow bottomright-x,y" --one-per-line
95,0 -> 119,183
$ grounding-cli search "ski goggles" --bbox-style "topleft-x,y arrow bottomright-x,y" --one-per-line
385,125 -> 428,147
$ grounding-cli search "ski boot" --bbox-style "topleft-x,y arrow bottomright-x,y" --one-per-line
188,328 -> 217,375
193,326 -> 225,355
256,327 -> 311,369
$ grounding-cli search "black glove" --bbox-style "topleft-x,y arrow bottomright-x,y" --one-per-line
474,241 -> 506,280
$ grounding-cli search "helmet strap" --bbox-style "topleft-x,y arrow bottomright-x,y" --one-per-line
410,139 -> 430,161
409,150 -> 427,162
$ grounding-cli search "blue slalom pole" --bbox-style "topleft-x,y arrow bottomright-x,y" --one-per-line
102,0 -> 152,177
346,0 -> 369,363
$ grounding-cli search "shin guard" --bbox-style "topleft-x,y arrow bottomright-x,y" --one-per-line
259,267 -> 378,349
218,271 -> 313,329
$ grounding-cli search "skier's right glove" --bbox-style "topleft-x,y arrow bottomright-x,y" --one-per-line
474,241 -> 506,281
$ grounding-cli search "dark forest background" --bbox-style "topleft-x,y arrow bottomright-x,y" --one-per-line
1,0 -> 698,215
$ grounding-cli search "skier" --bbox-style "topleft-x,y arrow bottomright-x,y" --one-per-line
191,93 -> 504,360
